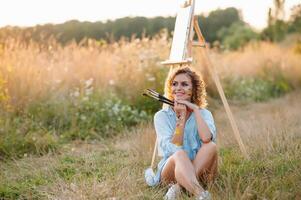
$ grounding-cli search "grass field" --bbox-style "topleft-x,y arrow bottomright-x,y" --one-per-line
1,90 -> 300,200
0,35 -> 301,199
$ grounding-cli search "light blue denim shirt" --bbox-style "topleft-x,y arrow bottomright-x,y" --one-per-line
146,106 -> 216,186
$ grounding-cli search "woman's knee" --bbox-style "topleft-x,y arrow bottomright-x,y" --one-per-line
172,149 -> 189,161
202,142 -> 217,155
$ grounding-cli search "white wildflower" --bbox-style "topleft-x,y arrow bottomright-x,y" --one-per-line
147,76 -> 156,82
109,79 -> 115,85
80,115 -> 87,121
73,91 -> 80,97
85,78 -> 94,88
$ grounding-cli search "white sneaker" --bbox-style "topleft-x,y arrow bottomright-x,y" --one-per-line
195,190 -> 211,200
164,184 -> 181,200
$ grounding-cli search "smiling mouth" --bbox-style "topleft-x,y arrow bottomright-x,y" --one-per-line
175,93 -> 185,96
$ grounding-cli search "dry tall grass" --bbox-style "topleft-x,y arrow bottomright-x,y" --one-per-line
209,42 -> 301,87
0,36 -> 300,111
0,36 -> 169,110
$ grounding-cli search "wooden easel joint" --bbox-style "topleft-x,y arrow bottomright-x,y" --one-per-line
193,16 -> 206,48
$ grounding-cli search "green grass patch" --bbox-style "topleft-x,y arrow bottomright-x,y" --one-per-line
0,93 -> 149,159
223,75 -> 292,102
0,172 -> 52,200
0,138 -> 300,199
216,146 -> 301,199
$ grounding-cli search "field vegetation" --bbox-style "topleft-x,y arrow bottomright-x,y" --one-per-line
0,5 -> 301,197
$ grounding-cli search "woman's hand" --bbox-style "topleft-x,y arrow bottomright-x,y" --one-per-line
176,100 -> 199,112
174,98 -> 187,119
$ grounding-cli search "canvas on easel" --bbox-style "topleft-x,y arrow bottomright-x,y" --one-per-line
161,0 -> 195,65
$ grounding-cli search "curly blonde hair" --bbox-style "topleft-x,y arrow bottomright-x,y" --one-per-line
164,66 -> 207,108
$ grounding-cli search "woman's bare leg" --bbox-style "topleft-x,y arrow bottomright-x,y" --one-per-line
161,150 -> 204,196
192,142 -> 218,184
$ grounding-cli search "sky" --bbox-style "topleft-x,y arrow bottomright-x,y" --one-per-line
1,0 -> 300,30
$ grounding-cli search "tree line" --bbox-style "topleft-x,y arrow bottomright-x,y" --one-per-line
0,8 -> 241,44
0,5 -> 300,50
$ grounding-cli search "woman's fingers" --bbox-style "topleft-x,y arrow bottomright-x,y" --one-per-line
174,97 -> 188,118
175,104 -> 186,115
176,100 -> 189,108
174,96 -> 178,107
176,100 -> 197,110
176,99 -> 188,104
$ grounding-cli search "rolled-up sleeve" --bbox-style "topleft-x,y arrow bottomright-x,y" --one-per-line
154,111 -> 183,157
200,109 -> 217,142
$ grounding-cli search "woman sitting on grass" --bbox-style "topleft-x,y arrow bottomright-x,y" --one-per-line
150,66 -> 218,200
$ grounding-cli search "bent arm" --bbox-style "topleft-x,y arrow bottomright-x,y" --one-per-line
193,108 -> 216,143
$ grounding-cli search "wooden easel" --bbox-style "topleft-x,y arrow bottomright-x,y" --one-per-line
150,0 -> 249,169
192,17 -> 249,160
